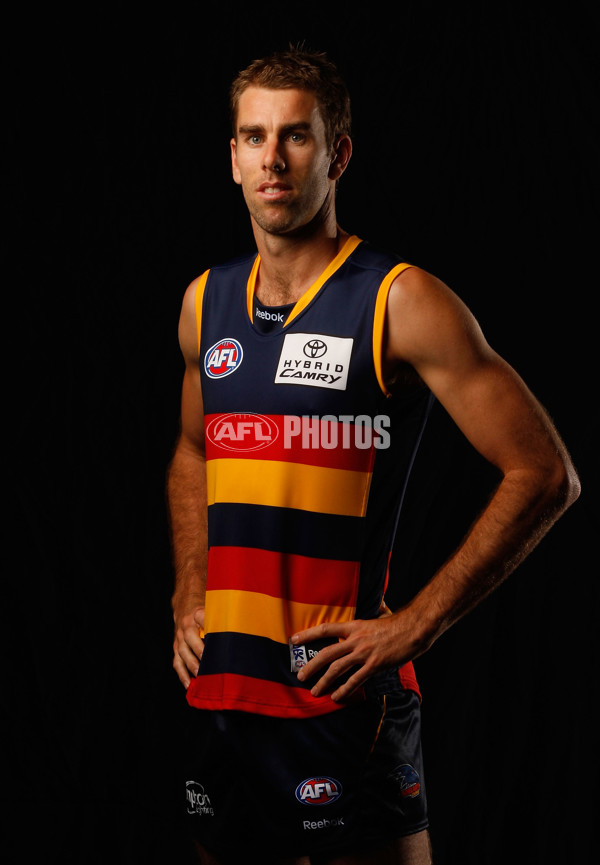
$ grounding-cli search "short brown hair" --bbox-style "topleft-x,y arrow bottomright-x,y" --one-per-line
229,46 -> 352,153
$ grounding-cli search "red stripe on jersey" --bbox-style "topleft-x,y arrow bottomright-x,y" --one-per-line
187,668 -> 420,716
398,662 -> 421,700
186,672 -> 343,718
207,546 -> 360,607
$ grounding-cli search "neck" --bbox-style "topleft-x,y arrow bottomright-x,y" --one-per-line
253,223 -> 349,307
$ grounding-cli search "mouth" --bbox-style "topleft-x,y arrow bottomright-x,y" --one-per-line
257,182 -> 292,200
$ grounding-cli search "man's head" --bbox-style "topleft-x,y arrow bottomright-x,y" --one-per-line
230,47 -> 351,156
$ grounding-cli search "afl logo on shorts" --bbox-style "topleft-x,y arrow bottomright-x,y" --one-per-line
204,338 -> 243,379
295,777 -> 342,805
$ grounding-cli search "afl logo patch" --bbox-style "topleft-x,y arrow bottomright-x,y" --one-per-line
204,338 -> 243,379
295,777 -> 342,806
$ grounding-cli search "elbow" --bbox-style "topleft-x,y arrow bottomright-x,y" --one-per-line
564,462 -> 582,509
548,451 -> 581,515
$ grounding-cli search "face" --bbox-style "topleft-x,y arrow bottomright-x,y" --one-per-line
230,87 -> 349,237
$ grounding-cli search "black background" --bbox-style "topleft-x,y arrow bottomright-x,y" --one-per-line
6,4 -> 598,863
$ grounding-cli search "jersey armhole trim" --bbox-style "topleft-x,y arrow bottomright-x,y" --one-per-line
194,270 -> 210,355
373,262 -> 414,395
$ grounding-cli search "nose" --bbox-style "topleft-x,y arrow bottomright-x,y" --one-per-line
263,139 -> 286,173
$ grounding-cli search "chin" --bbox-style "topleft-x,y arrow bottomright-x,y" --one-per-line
254,215 -> 300,236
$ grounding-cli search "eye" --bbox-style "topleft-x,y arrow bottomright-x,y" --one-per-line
248,134 -> 262,145
288,132 -> 306,143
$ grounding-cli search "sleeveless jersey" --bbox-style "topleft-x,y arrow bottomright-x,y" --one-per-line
186,235 -> 434,718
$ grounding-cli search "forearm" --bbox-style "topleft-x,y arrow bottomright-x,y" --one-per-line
406,460 -> 579,650
167,442 -> 209,619
290,435 -> 579,703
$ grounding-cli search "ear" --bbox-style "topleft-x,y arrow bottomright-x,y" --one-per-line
230,138 -> 242,185
328,135 -> 352,181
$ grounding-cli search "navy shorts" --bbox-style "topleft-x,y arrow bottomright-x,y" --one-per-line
181,670 -> 428,860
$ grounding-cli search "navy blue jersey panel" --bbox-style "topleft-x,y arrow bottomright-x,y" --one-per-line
208,503 -> 366,562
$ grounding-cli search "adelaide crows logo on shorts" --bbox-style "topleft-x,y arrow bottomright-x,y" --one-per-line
204,338 -> 243,379
295,777 -> 342,805
392,764 -> 421,799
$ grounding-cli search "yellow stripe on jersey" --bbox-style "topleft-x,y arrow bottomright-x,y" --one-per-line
204,589 -> 355,643
206,458 -> 372,517
372,262 -> 414,395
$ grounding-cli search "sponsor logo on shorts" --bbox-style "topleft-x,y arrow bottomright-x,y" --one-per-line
186,780 -> 215,816
303,816 -> 345,830
295,777 -> 342,805
205,413 -> 279,452
274,333 -> 353,390
391,763 -> 421,798
204,338 -> 243,379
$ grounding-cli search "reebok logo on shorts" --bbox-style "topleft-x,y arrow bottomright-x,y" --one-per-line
303,816 -> 345,830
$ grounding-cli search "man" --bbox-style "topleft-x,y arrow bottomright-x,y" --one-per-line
167,48 -> 580,865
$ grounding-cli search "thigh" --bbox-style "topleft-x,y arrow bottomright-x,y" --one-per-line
318,829 -> 433,865
192,839 -> 313,865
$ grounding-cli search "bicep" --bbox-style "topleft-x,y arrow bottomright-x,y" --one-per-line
386,269 -> 565,475
179,364 -> 206,455
176,277 -> 206,457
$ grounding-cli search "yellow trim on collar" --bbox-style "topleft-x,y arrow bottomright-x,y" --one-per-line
246,235 -> 362,326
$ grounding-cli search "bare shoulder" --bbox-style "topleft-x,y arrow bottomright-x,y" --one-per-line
385,265 -> 579,494
180,273 -> 206,321
384,265 -> 491,378
389,264 -> 455,305
178,273 -> 207,365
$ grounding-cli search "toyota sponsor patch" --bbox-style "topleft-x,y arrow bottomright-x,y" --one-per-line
274,333 -> 353,390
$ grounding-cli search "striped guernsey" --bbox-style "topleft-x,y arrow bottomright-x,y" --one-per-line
186,235 -> 434,718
